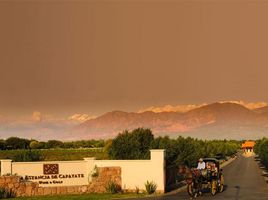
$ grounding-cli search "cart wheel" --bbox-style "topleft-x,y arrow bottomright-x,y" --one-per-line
219,175 -> 224,193
211,180 -> 217,196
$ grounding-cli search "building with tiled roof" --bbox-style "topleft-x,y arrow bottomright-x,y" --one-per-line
242,141 -> 255,154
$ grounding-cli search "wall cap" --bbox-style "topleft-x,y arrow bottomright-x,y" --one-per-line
0,159 -> 12,162
150,149 -> 165,152
12,160 -> 85,164
84,157 -> 96,160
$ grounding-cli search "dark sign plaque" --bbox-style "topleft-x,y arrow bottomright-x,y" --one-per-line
43,164 -> 59,175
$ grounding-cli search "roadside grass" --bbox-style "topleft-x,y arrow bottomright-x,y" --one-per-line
0,148 -> 108,161
15,193 -> 146,200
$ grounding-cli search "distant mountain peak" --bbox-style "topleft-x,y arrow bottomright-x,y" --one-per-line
138,101 -> 268,114
254,106 -> 268,114
74,102 -> 268,140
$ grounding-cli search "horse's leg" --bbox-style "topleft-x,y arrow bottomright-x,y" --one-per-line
192,179 -> 200,198
194,175 -> 202,196
198,181 -> 203,196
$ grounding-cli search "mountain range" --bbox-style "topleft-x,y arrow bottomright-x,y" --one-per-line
1,102 -> 268,140
74,102 -> 268,140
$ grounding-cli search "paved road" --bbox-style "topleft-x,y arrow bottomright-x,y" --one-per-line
131,154 -> 268,200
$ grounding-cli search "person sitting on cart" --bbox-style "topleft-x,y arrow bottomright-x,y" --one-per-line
208,162 -> 218,172
196,158 -> 206,196
197,158 -> 206,170
206,162 -> 212,170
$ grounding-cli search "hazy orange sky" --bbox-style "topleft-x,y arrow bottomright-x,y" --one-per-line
1,0 -> 268,117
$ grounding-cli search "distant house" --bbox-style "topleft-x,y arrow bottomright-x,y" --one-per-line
242,141 -> 255,153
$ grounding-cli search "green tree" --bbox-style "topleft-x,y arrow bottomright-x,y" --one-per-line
38,142 -> 46,149
151,136 -> 179,165
256,138 -> 268,168
108,128 -> 154,159
45,140 -> 64,149
175,137 -> 202,167
5,137 -> 30,149
29,140 -> 41,149
104,139 -> 113,153
0,139 -> 6,150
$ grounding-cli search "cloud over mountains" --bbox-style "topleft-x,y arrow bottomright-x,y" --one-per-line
0,112 -> 94,140
138,101 -> 268,113
68,114 -> 96,123
138,104 -> 207,113
219,101 -> 268,110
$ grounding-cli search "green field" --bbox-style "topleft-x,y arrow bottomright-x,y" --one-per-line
0,148 -> 108,161
16,193 -> 146,200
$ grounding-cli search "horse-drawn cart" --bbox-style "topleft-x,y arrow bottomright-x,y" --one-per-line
184,158 -> 224,197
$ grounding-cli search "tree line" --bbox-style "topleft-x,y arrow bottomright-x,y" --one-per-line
107,128 -> 240,167
0,137 -> 105,150
0,128 -> 241,166
254,138 -> 268,168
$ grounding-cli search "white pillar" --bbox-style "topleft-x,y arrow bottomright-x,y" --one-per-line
150,149 -> 166,192
0,159 -> 12,176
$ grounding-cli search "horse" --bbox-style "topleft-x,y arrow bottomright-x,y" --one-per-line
178,164 -> 203,198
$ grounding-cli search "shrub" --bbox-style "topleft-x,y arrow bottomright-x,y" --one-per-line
0,187 -> 16,198
29,141 -> 41,149
257,138 -> 268,168
91,165 -> 99,178
144,180 -> 157,194
135,186 -> 139,194
105,181 -> 121,194
108,128 -> 154,160
45,140 -> 64,149
13,150 -> 44,162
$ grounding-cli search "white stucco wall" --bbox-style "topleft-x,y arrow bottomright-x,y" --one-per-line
12,160 -> 88,187
93,150 -> 165,192
0,149 -> 166,191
